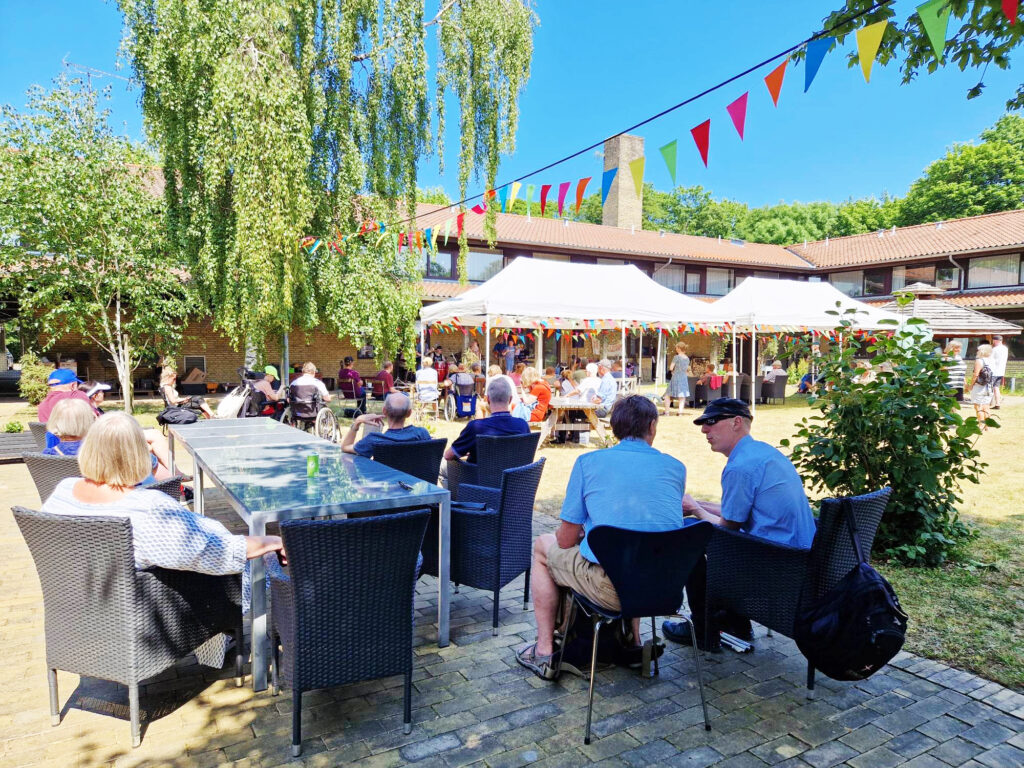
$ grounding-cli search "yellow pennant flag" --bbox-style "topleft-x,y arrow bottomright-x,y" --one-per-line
508,181 -> 522,211
628,156 -> 645,198
856,20 -> 888,82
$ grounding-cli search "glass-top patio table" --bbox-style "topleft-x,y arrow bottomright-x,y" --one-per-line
167,418 -> 451,691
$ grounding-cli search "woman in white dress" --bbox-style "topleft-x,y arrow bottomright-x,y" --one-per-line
969,344 -> 995,431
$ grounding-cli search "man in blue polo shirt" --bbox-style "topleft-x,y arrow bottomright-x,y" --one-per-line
444,377 -> 528,463
516,395 -> 689,680
663,398 -> 815,651
591,359 -> 618,417
341,393 -> 430,457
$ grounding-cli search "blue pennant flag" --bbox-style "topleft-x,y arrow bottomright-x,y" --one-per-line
601,167 -> 618,206
497,185 -> 509,212
804,37 -> 834,92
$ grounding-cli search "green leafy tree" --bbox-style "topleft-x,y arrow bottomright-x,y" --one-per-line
0,78 -> 193,413
14,351 -> 51,407
898,114 -> 1024,224
118,0 -> 535,356
781,300 -> 986,565
818,1 -> 1024,109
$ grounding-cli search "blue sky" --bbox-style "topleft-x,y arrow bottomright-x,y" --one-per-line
1,1 -> 1018,208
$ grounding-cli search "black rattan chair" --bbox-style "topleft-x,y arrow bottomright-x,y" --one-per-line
562,522 -> 715,744
764,376 -> 787,404
23,452 -> 80,503
12,506 -> 244,748
371,437 -> 447,484
704,487 -> 892,698
29,421 -> 49,451
267,509 -> 429,757
446,458 -> 545,634
446,431 -> 540,501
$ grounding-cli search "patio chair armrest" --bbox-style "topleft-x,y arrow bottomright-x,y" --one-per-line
264,552 -> 290,584
455,484 -> 500,509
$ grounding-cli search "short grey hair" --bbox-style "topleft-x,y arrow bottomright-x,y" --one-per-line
486,376 -> 513,405
585,363 -> 598,376
383,392 -> 412,420
598,358 -> 612,369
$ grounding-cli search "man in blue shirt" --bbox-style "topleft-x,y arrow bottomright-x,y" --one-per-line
591,359 -> 618,417
444,377 -> 529,463
340,393 -> 430,458
663,398 -> 816,651
516,395 -> 689,681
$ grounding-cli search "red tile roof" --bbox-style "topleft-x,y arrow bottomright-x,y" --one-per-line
413,204 -> 811,270
788,209 -> 1024,268
863,287 -> 1024,311
420,280 -> 472,300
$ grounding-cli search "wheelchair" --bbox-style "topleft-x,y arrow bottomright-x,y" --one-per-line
281,383 -> 339,442
443,382 -> 477,421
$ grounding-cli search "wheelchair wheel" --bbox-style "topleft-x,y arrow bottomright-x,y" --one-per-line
280,407 -> 294,428
443,393 -> 457,421
315,407 -> 339,442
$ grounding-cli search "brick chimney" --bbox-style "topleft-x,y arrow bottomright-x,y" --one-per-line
602,134 -> 644,230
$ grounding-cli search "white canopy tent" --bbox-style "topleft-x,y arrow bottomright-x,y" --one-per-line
420,257 -> 726,376
708,278 -> 904,414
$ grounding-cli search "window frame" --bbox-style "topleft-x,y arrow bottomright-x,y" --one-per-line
967,253 -> 1021,289
463,249 -> 504,283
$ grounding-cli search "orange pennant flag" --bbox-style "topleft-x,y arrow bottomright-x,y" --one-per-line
764,59 -> 787,107
574,177 -> 592,213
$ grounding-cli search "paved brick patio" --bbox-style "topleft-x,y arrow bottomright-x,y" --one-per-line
1,462 -> 1022,767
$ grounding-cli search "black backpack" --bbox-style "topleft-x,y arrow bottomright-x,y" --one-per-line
976,362 -> 993,387
795,499 -> 908,681
156,405 -> 199,426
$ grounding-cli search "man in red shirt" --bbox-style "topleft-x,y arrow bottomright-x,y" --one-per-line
373,361 -> 402,400
38,368 -> 95,423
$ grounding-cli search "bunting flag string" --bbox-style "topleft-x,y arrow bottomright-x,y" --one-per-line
804,37 -> 834,91
575,177 -> 592,213
628,156 -> 645,197
601,167 -> 617,205
1005,0 -> 1019,25
497,184 -> 509,212
557,181 -> 570,216
726,92 -> 748,139
540,184 -> 552,216
443,217 -> 452,246
856,21 -> 888,82
917,0 -> 950,62
764,58 -> 787,106
690,119 -> 711,167
509,181 -> 522,211
659,140 -> 677,186
525,184 -> 535,220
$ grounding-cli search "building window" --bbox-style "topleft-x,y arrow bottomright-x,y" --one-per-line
183,356 -> 206,373
863,269 -> 888,296
596,257 -> 626,266
653,264 -> 685,293
706,267 -> 733,296
685,269 -> 702,293
968,253 -> 1020,288
423,251 -> 454,280
464,250 -> 503,282
753,271 -> 779,279
935,265 -> 960,290
892,264 -> 936,291
534,252 -> 569,262
830,270 -> 864,297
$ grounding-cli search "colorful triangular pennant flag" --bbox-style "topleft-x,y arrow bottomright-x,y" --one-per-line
601,167 -> 618,206
525,184 -> 535,220
917,0 -> 950,62
497,184 -> 509,212
443,217 -> 452,246
856,20 -> 888,82
575,177 -> 591,213
456,212 -> 465,237
540,184 -> 551,216
628,157 -> 645,198
690,119 -> 710,167
726,93 -> 748,140
424,228 -> 432,252
764,59 -> 787,106
1004,0 -> 1018,25
804,37 -> 834,91
509,181 -> 522,211
557,181 -> 570,216
659,140 -> 677,186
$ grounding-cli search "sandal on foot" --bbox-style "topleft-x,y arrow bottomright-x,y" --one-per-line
515,642 -> 559,681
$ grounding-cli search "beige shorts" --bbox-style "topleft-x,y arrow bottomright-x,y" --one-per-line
545,542 -> 621,612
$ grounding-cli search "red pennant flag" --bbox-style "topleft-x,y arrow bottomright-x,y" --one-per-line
727,92 -> 748,140
575,177 -> 592,213
690,119 -> 711,167
470,202 -> 487,215
1005,0 -> 1019,24
398,233 -> 407,247
540,184 -> 552,216
764,59 -> 787,106
556,181 -> 570,216
456,212 -> 465,237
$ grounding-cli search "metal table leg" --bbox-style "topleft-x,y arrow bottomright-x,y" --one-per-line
194,467 -> 205,516
438,496 -> 451,647
168,433 -> 176,476
249,517 -> 269,691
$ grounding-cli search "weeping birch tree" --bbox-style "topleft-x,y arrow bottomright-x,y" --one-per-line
118,0 -> 535,356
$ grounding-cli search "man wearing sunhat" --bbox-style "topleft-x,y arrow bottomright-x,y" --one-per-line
38,368 -> 95,423
662,398 -> 816,651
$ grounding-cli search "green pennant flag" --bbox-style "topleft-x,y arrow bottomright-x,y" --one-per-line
659,140 -> 678,186
443,217 -> 452,246
917,0 -> 950,63
525,184 -> 536,220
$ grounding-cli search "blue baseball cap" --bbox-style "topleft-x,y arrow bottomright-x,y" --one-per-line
47,368 -> 83,386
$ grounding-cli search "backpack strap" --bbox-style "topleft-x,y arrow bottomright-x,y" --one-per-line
842,497 -> 867,565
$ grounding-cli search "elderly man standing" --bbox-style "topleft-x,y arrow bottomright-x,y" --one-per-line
38,368 -> 95,423
341,393 -> 430,457
591,359 -> 618,418
444,377 -> 529,464
516,396 -> 688,680
662,398 -> 815,651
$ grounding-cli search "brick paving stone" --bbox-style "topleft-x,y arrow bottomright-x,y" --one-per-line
886,729 -> 938,758
832,705 -> 881,730
899,755 -> 948,768
617,737 -> 678,766
951,700 -> 1001,725
927,735 -> 985,764
961,720 -> 1016,749
398,732 -> 462,762
714,754 -> 772,768
709,726 -> 763,757
790,720 -> 848,748
664,745 -> 725,767
864,692 -> 915,715
484,746 -> 542,768
846,745 -> 905,768
872,707 -> 930,736
973,743 -> 1024,768
750,735 -> 809,764
839,724 -> 892,753
797,739 -> 859,768
577,731 -> 640,762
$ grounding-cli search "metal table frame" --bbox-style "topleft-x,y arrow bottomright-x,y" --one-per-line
168,420 -> 451,692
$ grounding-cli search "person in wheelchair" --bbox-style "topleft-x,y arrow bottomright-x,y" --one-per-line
284,362 -> 338,438
253,365 -> 286,418
160,368 -> 214,419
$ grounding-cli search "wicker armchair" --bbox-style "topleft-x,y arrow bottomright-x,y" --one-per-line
371,437 -> 447,484
12,507 -> 244,748
447,458 -> 546,634
704,487 -> 892,697
446,432 -> 540,501
267,509 -> 429,757
29,421 -> 49,451
23,452 -> 80,503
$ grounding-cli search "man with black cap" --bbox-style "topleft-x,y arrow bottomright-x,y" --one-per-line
662,398 -> 816,651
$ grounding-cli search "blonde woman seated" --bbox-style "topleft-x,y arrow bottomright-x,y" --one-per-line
160,368 -> 215,419
520,367 -> 552,422
42,398 -> 97,457
558,368 -> 581,397
41,412 -> 283,663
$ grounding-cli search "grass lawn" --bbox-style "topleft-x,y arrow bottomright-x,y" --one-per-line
3,387 -> 1021,689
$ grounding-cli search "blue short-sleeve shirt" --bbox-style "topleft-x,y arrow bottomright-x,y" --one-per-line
354,425 -> 431,458
721,435 -> 816,549
561,438 -> 688,563
450,411 -> 530,462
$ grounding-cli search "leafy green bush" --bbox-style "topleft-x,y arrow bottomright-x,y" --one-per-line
4,421 -> 24,433
17,351 -> 52,406
787,357 -> 809,385
781,300 -> 986,566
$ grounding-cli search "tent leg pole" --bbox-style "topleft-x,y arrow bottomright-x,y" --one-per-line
484,315 -> 490,372
621,327 -> 626,383
750,330 -> 757,416
536,329 -> 542,370
731,325 -> 737,396
656,331 -> 663,387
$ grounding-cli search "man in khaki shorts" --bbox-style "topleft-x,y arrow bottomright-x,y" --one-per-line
516,396 -> 689,680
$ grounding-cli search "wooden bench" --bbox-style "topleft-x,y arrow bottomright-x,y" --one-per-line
0,432 -> 40,465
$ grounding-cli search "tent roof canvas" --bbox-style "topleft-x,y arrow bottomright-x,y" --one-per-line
419,256 -> 724,328
710,277 -> 902,331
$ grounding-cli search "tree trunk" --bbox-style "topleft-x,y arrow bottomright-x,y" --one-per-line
113,339 -> 134,415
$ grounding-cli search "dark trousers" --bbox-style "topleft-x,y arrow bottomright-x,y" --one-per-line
685,556 -> 753,645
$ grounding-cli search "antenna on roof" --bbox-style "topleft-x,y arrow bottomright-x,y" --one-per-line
803,239 -> 807,247
936,221 -> 943,229
825,236 -> 829,246
876,229 -> 884,238
631,225 -> 635,234
891,225 -> 896,233
659,229 -> 665,237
